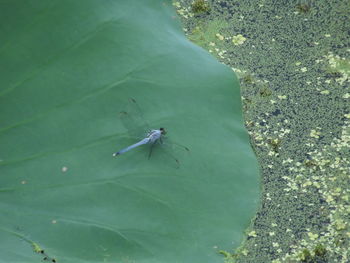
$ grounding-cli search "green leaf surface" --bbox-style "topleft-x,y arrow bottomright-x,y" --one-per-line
0,1 -> 259,262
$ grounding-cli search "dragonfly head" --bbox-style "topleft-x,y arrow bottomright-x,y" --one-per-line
160,127 -> 166,135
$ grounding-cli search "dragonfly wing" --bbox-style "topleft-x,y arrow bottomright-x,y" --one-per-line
119,98 -> 151,139
161,136 -> 190,152
151,136 -> 189,168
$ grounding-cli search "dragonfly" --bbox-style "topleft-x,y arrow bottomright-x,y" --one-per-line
113,98 -> 189,167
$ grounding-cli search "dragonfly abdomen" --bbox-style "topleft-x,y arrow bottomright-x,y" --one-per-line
113,137 -> 151,156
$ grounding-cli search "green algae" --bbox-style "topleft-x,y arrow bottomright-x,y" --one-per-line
191,0 -> 211,14
173,0 -> 350,262
188,19 -> 229,51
